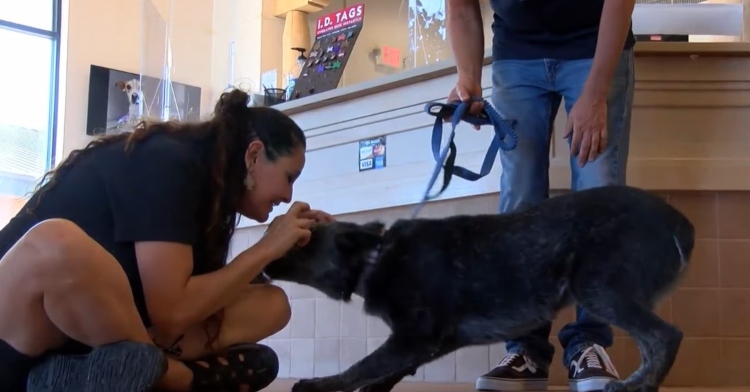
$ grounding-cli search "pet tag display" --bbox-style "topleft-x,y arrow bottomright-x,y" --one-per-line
292,4 -> 363,100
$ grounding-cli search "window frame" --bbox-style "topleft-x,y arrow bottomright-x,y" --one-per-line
0,0 -> 63,171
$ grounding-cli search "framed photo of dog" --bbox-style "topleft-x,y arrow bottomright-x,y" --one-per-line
85,65 -> 202,136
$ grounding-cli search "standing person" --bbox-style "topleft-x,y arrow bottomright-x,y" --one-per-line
445,1 -> 636,391
0,88 -> 332,392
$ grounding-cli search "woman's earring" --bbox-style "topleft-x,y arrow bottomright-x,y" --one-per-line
244,173 -> 255,191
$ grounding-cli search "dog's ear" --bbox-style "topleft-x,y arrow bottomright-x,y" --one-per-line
335,221 -> 384,252
114,81 -> 126,90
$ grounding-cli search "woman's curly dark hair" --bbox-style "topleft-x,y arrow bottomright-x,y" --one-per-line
29,88 -> 306,348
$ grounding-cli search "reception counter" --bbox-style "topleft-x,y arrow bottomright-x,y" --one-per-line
239,42 -> 750,228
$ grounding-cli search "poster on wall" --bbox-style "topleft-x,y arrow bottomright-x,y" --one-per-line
290,3 -> 365,100
358,136 -> 386,172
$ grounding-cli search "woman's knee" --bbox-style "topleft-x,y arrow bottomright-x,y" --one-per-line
14,219 -> 108,283
22,219 -> 88,258
262,285 -> 291,333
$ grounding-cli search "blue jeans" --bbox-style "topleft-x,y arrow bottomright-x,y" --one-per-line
491,49 -> 635,368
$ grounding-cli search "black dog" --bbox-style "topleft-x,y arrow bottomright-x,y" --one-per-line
264,185 -> 695,392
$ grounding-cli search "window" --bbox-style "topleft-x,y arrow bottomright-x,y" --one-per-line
0,0 -> 62,225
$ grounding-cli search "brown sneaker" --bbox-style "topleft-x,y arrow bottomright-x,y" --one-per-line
567,344 -> 620,392
475,353 -> 548,391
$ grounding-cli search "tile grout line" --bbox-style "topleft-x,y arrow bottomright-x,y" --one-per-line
714,192 -> 724,362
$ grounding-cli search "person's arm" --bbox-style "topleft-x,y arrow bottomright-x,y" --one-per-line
106,137 -> 274,339
135,240 -> 276,339
583,0 -> 636,100
446,0 -> 484,88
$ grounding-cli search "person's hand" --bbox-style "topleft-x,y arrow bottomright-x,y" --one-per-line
257,201 -> 315,260
446,79 -> 484,130
564,92 -> 608,167
299,209 -> 335,223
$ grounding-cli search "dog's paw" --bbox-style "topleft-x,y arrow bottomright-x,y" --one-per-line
603,380 -> 630,392
292,378 -> 326,392
358,381 -> 397,392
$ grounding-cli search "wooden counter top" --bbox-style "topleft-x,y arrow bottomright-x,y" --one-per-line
273,42 -> 750,116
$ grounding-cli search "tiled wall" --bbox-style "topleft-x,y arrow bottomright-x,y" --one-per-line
231,190 -> 750,387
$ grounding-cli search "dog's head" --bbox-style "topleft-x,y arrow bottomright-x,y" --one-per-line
263,220 -> 385,301
115,79 -> 142,105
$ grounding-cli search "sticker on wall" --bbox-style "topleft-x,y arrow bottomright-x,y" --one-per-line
358,136 -> 387,172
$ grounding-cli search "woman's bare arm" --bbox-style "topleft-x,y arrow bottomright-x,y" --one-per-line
136,240 -> 275,338
136,201 -> 313,339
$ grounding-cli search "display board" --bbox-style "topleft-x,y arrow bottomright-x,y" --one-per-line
289,3 -> 365,100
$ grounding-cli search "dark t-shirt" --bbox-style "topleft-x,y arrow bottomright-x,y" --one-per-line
0,133 -> 213,327
489,0 -> 636,61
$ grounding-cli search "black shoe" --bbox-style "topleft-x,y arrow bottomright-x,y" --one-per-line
568,344 -> 620,392
475,353 -> 548,391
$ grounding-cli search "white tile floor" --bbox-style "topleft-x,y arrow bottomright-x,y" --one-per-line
266,379 -> 750,392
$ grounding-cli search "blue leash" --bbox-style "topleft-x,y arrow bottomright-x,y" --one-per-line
411,98 -> 518,218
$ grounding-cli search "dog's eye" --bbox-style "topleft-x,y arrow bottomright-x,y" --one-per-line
126,85 -> 131,90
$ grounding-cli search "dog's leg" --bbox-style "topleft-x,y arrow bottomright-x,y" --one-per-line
291,334 -> 441,392
356,342 -> 459,392
580,298 -> 682,392
357,365 -> 418,392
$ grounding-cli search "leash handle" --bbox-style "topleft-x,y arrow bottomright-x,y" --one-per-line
411,97 -> 518,218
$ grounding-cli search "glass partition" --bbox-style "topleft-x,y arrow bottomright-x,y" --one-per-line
262,0 -> 748,103
133,0 -> 251,126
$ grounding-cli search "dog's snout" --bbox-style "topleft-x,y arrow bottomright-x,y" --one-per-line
131,94 -> 140,104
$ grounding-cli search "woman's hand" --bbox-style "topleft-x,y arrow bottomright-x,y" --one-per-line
300,209 -> 335,223
257,201 -> 315,260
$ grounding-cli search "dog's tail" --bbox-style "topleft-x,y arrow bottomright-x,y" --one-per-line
671,210 -> 696,271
